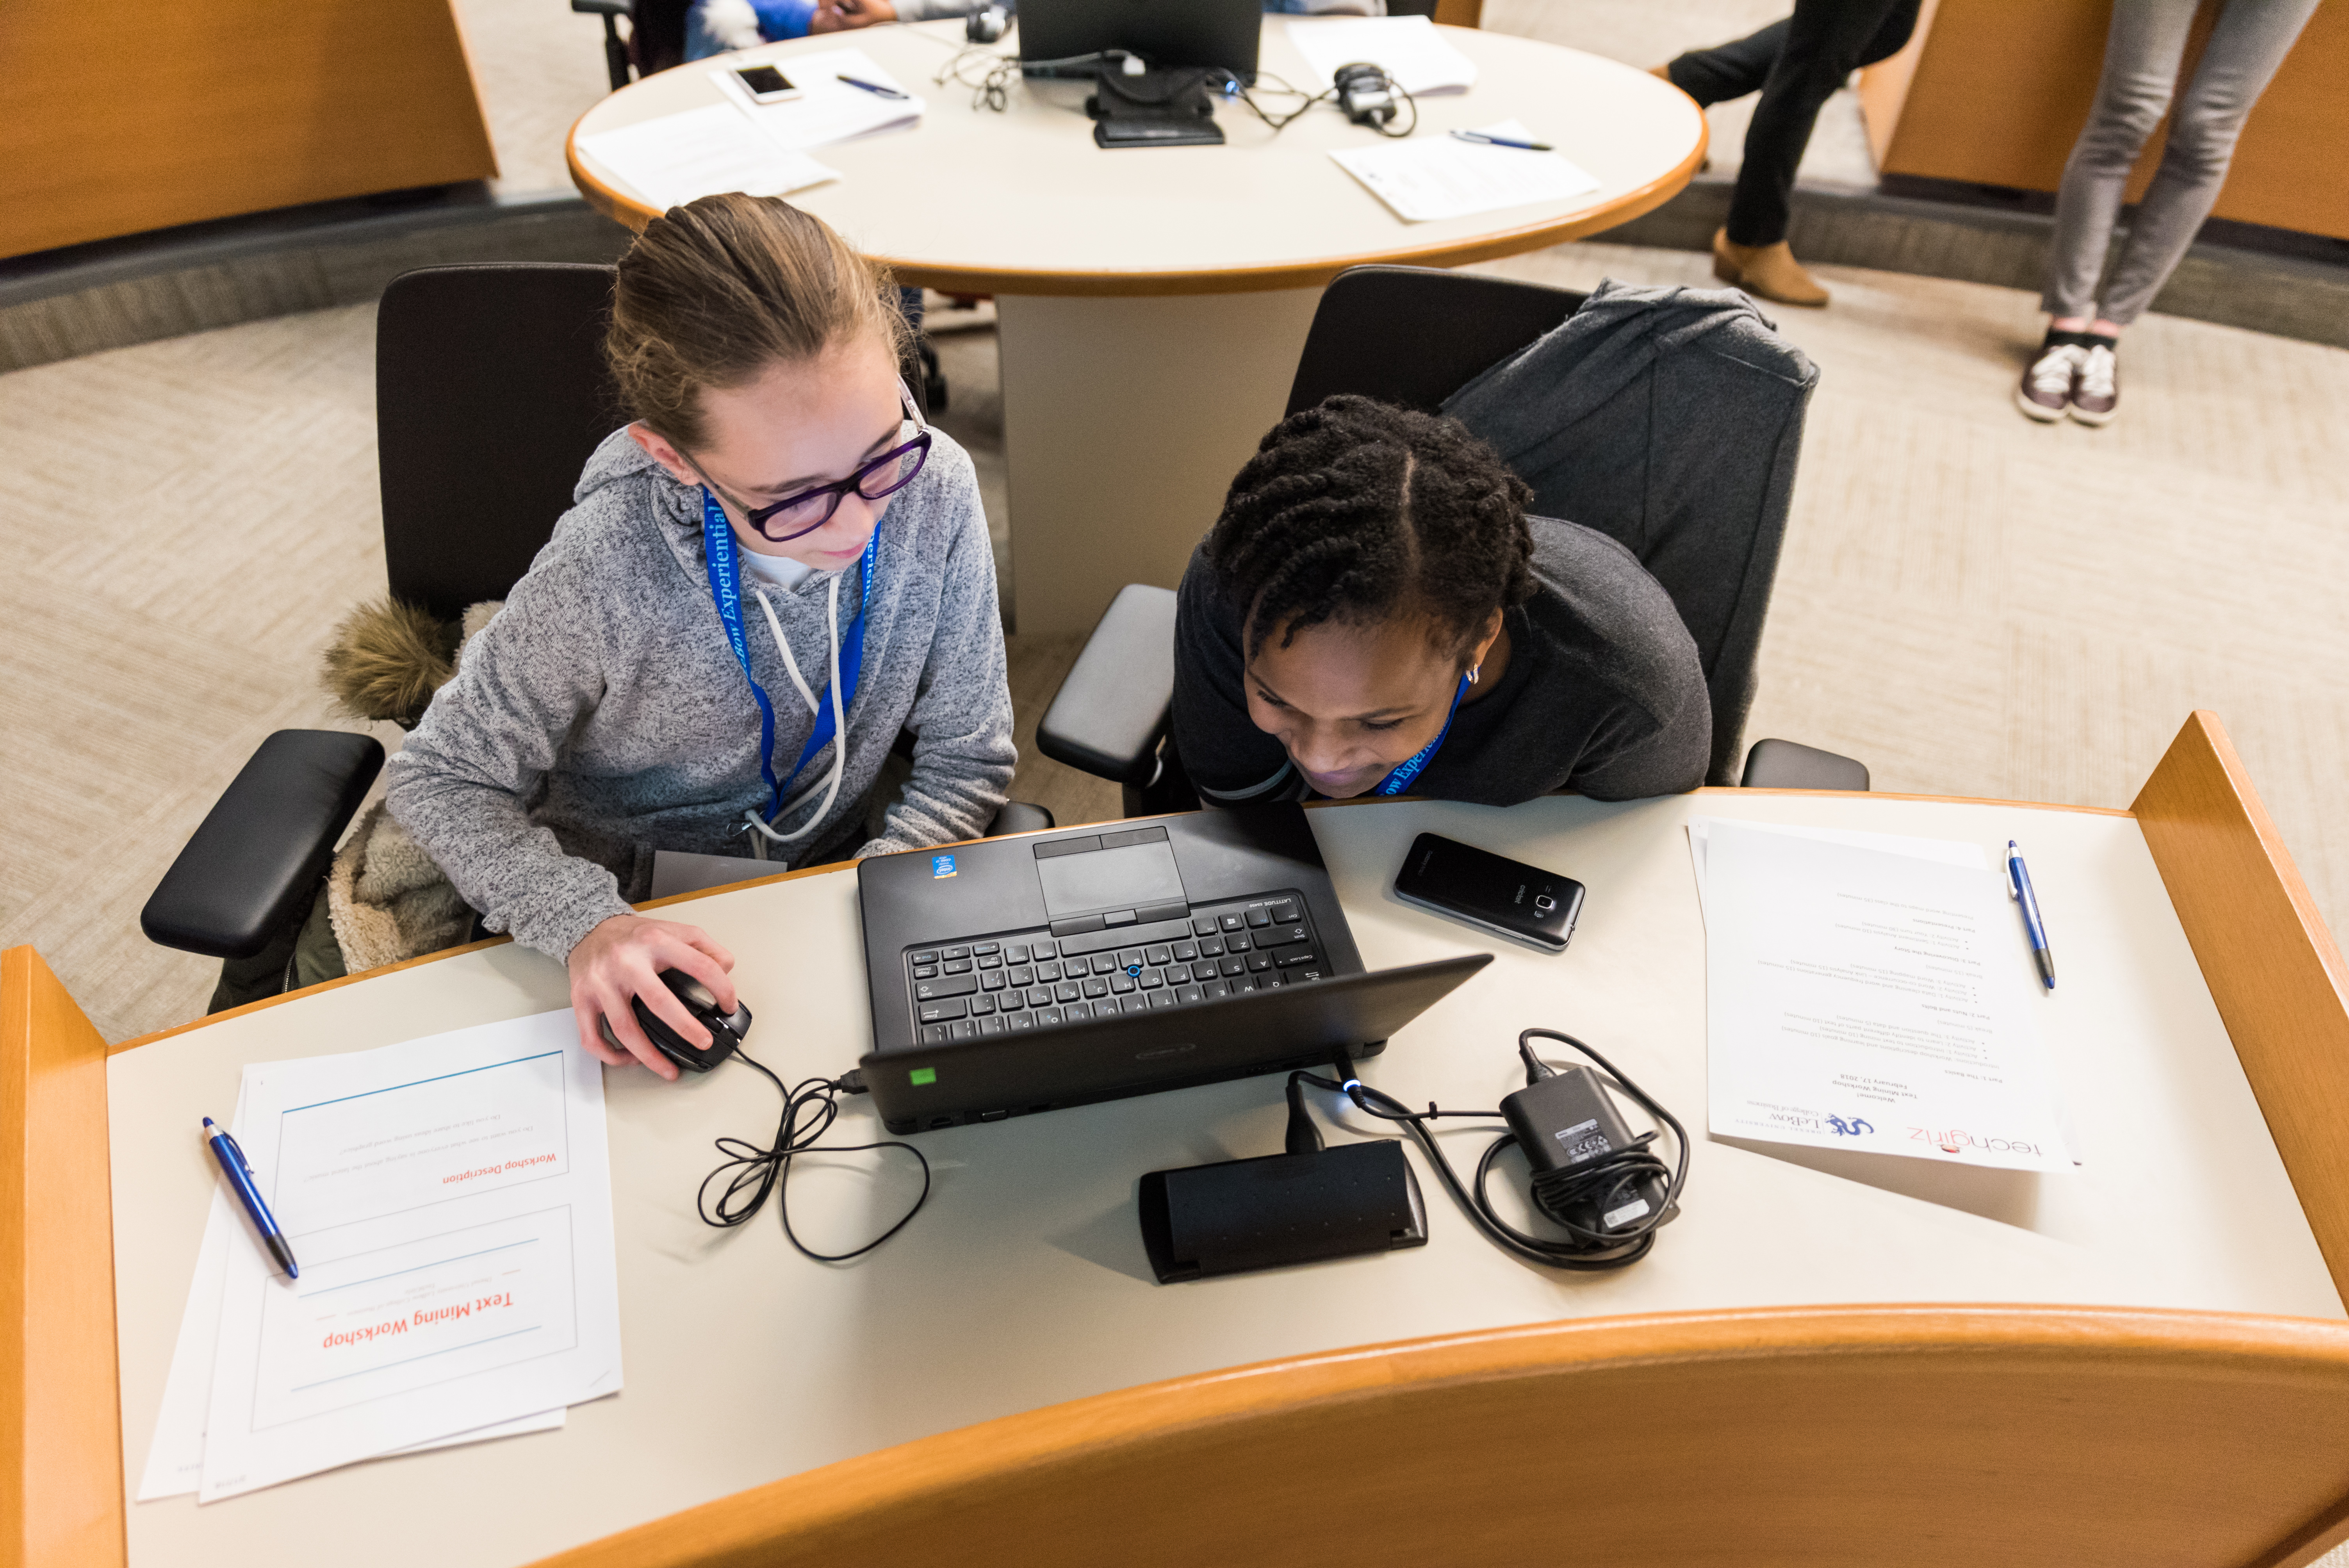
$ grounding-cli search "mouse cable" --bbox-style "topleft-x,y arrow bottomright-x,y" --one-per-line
1299,1028 -> 1688,1271
698,1051 -> 930,1263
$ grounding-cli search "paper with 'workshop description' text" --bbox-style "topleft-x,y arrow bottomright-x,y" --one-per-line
1699,820 -> 2072,1172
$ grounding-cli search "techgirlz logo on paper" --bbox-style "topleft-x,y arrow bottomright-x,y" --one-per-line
1912,1126 -> 2048,1158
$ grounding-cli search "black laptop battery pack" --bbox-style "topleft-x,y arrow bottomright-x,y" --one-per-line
1139,1139 -> 1429,1283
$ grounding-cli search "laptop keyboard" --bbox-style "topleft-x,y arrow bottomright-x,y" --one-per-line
905,892 -> 1325,1045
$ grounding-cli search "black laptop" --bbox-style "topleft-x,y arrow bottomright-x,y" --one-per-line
1017,0 -> 1262,82
857,806 -> 1490,1133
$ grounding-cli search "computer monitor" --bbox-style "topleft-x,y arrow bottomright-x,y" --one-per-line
1017,0 -> 1263,84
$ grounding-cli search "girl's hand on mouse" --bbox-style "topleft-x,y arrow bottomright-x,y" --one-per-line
569,915 -> 738,1080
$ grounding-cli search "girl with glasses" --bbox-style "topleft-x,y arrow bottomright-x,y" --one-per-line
387,194 -> 1014,1079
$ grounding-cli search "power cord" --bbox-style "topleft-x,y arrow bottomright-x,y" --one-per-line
698,1052 -> 930,1263
1301,1028 -> 1688,1270
1227,66 -> 1416,138
936,47 -> 1133,112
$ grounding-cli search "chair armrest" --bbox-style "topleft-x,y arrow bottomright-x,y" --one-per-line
1036,584 -> 1178,788
986,802 -> 1057,837
1739,738 -> 1870,792
570,0 -> 632,16
141,731 -> 386,959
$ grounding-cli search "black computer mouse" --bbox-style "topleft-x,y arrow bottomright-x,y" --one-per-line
597,969 -> 752,1073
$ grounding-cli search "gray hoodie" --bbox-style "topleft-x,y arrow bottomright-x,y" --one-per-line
386,426 -> 1014,964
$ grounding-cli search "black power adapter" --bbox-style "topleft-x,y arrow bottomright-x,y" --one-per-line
1502,1064 -> 1677,1240
1319,1028 -> 1687,1270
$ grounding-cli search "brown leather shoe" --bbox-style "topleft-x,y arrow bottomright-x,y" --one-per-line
1711,228 -> 1830,308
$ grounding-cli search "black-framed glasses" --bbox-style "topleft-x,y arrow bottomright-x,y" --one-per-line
691,379 -> 932,544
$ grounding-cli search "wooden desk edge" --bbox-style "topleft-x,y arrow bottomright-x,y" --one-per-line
0,946 -> 127,1568
2134,711 -> 2349,1311
564,60 -> 1708,296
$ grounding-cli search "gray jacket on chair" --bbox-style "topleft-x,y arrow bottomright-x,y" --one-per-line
1442,278 -> 1818,786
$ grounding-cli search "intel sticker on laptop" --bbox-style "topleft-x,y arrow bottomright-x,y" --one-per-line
932,854 -> 957,879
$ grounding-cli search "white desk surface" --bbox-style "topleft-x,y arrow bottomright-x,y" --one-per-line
566,20 -> 1703,289
110,791 -> 2342,1567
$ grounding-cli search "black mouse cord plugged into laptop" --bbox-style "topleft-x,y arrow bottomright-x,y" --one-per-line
697,1053 -> 931,1263
1302,1028 -> 1689,1272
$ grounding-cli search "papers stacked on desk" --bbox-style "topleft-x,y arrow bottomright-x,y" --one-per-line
711,48 -> 925,151
1331,120 -> 1600,223
1691,819 -> 2074,1173
575,103 -> 841,210
1286,15 -> 1478,95
139,1011 -> 622,1502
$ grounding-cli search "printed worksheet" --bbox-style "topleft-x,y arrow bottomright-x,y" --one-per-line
1701,820 -> 2073,1172
197,1011 -> 620,1502
141,1159 -> 561,1500
574,103 -> 841,210
711,49 -> 924,150
1331,121 -> 1600,223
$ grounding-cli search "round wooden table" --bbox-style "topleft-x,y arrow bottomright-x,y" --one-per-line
569,21 -> 1705,634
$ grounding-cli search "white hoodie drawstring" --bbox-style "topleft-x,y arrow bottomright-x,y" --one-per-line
738,574 -> 848,861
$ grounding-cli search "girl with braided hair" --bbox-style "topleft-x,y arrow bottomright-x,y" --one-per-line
1171,396 -> 1709,806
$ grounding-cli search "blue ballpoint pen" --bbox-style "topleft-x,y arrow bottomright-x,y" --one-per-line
203,1117 -> 299,1278
2007,839 -> 2056,992
836,74 -> 910,100
1450,128 -> 1555,151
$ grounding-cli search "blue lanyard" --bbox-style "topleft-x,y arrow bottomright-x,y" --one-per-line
1369,672 -> 1472,798
700,488 -> 879,822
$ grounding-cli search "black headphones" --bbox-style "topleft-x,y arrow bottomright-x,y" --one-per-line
1332,61 -> 1399,128
965,4 -> 1009,43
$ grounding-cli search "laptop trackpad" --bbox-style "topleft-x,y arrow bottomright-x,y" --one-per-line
1037,838 -> 1187,917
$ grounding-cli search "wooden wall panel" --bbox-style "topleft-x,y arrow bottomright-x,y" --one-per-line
2135,713 -> 2349,1310
1865,0 -> 2348,242
0,948 -> 125,1568
0,0 -> 498,260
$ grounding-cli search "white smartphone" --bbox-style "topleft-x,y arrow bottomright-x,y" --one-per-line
732,64 -> 803,103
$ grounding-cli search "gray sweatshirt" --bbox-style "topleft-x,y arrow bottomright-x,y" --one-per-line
386,426 -> 1014,964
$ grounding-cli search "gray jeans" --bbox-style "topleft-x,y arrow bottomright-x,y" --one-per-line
2042,0 -> 2319,326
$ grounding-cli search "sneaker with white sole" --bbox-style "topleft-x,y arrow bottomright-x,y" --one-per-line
2070,339 -> 2118,425
2016,335 -> 2085,422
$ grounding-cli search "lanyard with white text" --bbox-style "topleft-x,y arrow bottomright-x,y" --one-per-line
1369,672 -> 1471,797
700,488 -> 879,821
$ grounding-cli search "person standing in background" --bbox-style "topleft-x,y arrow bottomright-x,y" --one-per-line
1654,1 -> 1922,309
2018,0 -> 2319,426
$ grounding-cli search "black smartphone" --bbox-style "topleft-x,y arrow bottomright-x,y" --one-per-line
1392,833 -> 1584,954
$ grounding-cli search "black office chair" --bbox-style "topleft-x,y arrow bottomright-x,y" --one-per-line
574,0 -> 689,91
142,264 -> 1047,974
1035,265 -> 1868,817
